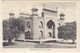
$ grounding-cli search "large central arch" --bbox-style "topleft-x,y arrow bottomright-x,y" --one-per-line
47,20 -> 55,38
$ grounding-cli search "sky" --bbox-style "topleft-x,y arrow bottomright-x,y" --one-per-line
2,1 -> 77,22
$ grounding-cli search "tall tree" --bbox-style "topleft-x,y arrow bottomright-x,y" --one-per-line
58,26 -> 65,39
3,17 -> 25,43
58,21 -> 76,43
3,18 -> 16,43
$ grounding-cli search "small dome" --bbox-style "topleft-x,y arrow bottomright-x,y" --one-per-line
60,12 -> 65,16
60,18 -> 65,20
9,12 -> 15,16
31,8 -> 38,12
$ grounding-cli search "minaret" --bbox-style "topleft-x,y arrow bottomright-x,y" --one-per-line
31,7 -> 39,39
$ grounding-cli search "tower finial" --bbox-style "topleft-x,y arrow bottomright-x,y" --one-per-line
42,4 -> 45,17
19,9 -> 20,12
56,7 -> 58,11
43,4 -> 45,9
33,4 -> 35,8
19,9 -> 21,14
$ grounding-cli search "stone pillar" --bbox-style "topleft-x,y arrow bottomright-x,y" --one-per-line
55,21 -> 58,41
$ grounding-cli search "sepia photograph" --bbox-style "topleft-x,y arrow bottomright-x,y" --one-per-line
2,1 -> 77,48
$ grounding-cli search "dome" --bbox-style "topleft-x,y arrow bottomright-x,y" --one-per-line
31,8 -> 38,12
60,12 -> 65,16
9,12 -> 15,16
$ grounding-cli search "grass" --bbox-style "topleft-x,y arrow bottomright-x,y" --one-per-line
3,40 -> 76,48
3,42 -> 16,46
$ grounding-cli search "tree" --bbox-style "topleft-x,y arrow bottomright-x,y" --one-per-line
65,21 -> 76,43
3,17 -> 25,43
14,18 -> 25,40
58,21 -> 76,43
3,18 -> 15,43
58,26 -> 65,39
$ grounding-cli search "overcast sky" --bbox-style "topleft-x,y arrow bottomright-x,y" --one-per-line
2,1 -> 76,22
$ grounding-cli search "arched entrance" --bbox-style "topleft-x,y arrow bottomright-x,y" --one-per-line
47,20 -> 55,38
48,32 -> 52,37
40,31 -> 43,38
27,21 -> 30,28
25,31 -> 30,39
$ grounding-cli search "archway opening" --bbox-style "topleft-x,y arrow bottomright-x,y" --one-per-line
25,31 -> 30,39
49,32 -> 52,37
27,21 -> 30,28
40,31 -> 43,38
39,21 -> 43,28
47,20 -> 55,38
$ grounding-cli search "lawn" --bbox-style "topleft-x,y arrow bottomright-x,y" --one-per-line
3,41 -> 76,48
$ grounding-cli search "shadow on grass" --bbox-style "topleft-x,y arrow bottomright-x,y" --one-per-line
15,40 -> 25,42
15,40 -> 39,43
45,40 -> 56,43
26,41 -> 39,43
3,42 -> 16,46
